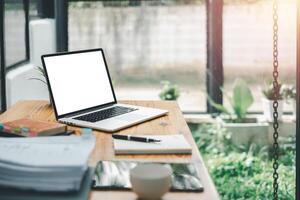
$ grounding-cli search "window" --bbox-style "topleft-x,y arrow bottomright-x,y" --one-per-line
0,0 -> 37,111
223,0 -> 296,112
4,0 -> 29,67
68,0 -> 207,112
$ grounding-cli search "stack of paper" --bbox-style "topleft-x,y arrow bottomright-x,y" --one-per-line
0,135 -> 95,192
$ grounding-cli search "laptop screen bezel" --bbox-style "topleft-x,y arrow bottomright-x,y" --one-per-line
41,48 -> 118,119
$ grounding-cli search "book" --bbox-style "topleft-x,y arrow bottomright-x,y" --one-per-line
0,168 -> 94,200
0,130 -> 75,138
92,160 -> 203,192
1,118 -> 67,137
0,135 -> 95,192
113,134 -> 192,155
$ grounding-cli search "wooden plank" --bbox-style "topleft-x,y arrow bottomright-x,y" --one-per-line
0,100 -> 220,200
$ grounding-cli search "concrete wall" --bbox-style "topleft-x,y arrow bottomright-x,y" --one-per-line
69,0 -> 296,76
6,19 -> 56,107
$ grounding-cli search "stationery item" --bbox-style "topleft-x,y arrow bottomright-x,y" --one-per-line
81,128 -> 93,139
0,118 -> 67,137
0,130 -> 75,138
0,168 -> 94,200
112,134 -> 161,143
92,160 -> 204,192
0,135 -> 95,192
113,134 -> 192,154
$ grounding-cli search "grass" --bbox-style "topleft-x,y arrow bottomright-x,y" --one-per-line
189,123 -> 295,200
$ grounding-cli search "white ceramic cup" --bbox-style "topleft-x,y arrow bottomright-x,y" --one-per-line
130,164 -> 172,200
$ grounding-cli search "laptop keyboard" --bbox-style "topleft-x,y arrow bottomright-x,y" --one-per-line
74,106 -> 138,123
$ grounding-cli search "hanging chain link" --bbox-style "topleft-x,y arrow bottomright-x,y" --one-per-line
272,0 -> 279,199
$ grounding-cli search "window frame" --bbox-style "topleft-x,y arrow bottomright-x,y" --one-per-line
296,0 -> 300,198
0,0 -> 53,112
0,0 -> 31,112
5,0 -> 30,70
0,0 -> 6,112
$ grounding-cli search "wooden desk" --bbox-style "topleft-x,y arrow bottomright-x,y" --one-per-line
0,100 -> 219,200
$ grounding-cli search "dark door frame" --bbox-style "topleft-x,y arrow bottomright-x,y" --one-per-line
206,0 -> 224,113
0,0 -> 6,112
296,0 -> 300,199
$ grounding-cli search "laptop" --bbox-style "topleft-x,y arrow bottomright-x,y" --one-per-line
41,48 -> 168,132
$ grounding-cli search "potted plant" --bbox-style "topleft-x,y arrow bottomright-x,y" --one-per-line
28,66 -> 47,85
28,66 -> 52,106
159,81 -> 180,101
261,82 -> 284,122
208,79 -> 269,147
282,84 -> 296,120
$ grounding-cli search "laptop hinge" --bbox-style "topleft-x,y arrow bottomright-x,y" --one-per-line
59,102 -> 117,119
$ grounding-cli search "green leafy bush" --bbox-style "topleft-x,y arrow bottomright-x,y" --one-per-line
282,84 -> 296,100
190,123 -> 295,200
159,81 -> 180,100
262,82 -> 284,100
208,78 -> 254,123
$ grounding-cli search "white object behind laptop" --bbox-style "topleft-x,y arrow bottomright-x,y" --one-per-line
113,135 -> 192,155
41,49 -> 168,132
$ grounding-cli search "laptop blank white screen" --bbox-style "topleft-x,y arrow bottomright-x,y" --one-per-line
43,50 -> 115,116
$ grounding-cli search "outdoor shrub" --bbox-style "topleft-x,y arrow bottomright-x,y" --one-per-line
190,123 -> 295,200
208,78 -> 254,123
159,81 -> 180,100
262,82 -> 284,100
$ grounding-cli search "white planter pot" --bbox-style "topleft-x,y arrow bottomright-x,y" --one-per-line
218,117 -> 269,147
262,98 -> 283,122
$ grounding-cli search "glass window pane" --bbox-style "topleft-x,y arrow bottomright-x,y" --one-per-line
223,0 -> 296,112
5,1 -> 26,67
68,0 -> 206,112
29,0 -> 38,17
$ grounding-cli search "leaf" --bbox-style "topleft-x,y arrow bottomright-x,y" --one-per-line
27,78 -> 47,84
207,95 -> 231,115
232,79 -> 254,119
220,87 -> 234,110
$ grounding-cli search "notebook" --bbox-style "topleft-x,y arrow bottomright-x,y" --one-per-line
113,134 -> 192,155
1,118 -> 67,137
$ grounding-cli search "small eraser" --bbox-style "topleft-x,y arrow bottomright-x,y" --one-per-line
21,127 -> 29,133
81,128 -> 93,139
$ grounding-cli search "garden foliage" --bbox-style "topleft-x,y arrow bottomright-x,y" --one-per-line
191,123 -> 295,200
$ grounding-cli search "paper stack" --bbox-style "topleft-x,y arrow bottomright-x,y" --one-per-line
0,135 -> 95,192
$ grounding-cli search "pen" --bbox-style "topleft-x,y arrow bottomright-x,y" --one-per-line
112,134 -> 161,143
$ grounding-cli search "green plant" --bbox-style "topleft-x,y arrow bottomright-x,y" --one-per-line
192,123 -> 232,155
282,84 -> 296,100
208,78 -> 254,123
208,152 -> 295,200
262,82 -> 284,100
190,123 -> 295,200
28,66 -> 47,85
159,81 -> 180,100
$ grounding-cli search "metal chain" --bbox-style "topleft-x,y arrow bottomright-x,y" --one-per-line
272,0 -> 279,199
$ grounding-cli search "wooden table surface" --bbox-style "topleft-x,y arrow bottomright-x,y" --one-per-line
0,100 -> 219,200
